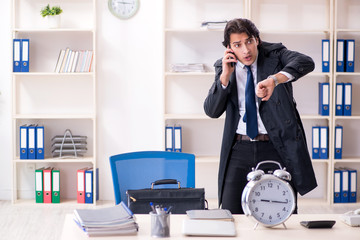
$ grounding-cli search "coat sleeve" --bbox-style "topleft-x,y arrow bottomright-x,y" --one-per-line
278,48 -> 315,80
203,59 -> 232,118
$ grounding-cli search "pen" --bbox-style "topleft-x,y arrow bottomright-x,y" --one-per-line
155,205 -> 163,215
166,206 -> 173,214
150,202 -> 156,213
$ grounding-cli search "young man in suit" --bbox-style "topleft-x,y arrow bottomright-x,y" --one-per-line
204,18 -> 317,214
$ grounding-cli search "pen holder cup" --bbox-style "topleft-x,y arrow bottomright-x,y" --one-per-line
150,212 -> 170,238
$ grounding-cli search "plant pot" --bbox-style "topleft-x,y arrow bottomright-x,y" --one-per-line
47,15 -> 61,29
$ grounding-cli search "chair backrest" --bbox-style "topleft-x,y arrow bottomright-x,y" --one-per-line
109,151 -> 195,204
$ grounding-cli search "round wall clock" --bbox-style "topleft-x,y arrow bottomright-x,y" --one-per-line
241,160 -> 296,229
108,0 -> 140,20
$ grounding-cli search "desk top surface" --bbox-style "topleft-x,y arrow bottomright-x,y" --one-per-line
61,213 -> 358,240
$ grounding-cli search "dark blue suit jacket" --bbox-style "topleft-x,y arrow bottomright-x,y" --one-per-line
204,42 -> 318,205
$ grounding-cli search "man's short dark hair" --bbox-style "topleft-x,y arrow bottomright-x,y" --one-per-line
222,18 -> 262,47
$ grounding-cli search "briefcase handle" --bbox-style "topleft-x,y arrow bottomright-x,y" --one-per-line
151,179 -> 181,189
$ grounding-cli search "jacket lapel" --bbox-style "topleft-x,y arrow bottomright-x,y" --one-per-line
256,46 -> 279,105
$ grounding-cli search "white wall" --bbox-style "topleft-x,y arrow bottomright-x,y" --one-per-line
0,0 -> 164,201
0,0 -> 12,200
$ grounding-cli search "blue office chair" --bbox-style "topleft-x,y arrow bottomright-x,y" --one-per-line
109,151 -> 195,204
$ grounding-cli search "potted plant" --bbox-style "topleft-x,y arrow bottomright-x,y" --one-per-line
40,4 -> 63,28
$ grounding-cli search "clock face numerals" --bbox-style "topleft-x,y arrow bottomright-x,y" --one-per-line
109,0 -> 139,19
246,178 -> 295,226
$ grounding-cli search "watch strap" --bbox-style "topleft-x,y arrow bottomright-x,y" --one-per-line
268,75 -> 279,86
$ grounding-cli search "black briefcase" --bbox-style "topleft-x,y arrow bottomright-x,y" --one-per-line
126,179 -> 206,214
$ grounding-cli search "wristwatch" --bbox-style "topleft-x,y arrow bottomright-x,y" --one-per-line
268,75 -> 279,86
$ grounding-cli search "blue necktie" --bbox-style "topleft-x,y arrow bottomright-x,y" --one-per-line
243,65 -> 258,139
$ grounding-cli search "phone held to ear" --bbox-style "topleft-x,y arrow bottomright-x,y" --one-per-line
228,47 -> 236,67
340,208 -> 360,227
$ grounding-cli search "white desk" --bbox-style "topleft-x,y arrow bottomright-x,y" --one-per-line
61,214 -> 358,239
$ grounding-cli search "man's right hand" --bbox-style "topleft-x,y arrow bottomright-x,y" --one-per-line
220,48 -> 237,87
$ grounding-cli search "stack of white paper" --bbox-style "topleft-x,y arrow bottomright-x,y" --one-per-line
170,63 -> 205,72
73,202 -> 139,237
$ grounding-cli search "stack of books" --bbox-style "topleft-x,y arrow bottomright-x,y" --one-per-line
73,202 -> 139,237
170,63 -> 205,72
54,48 -> 93,73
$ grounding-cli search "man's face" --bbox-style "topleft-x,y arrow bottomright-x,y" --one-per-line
229,32 -> 259,66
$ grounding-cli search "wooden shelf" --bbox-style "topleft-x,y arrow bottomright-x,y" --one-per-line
13,114 -> 95,120
14,157 -> 95,164
12,72 -> 94,76
13,28 -> 94,33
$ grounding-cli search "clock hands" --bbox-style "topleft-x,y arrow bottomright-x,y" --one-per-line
117,1 -> 133,4
260,199 -> 288,204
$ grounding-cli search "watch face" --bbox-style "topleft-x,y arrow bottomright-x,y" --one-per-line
242,175 -> 295,227
108,0 -> 139,19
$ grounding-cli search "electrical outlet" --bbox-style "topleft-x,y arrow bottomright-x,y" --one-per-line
26,163 -> 35,171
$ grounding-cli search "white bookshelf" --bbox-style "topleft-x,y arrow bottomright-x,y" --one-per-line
163,0 -> 246,200
164,0 -> 360,206
332,0 -> 360,206
11,0 -> 97,205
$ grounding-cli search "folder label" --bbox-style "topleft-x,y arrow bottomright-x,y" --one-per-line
165,126 -> 173,151
36,172 -> 42,191
341,170 -> 349,202
28,126 -> 36,159
334,169 -> 341,203
21,39 -> 29,72
335,83 -> 344,116
174,125 -> 182,152
20,126 -> 28,159
85,173 -> 92,192
350,172 -> 356,192
53,172 -> 59,192
334,126 -> 343,159
312,127 -> 320,159
323,84 -> 329,105
320,126 -> 328,159
346,40 -> 355,72
337,40 -> 345,72
322,40 -> 330,72
13,39 -> 21,72
319,83 -> 329,116
337,41 -> 344,61
347,41 -> 354,61
36,126 -> 44,159
344,83 -> 352,116
52,169 -> 60,203
43,168 -> 52,203
85,170 -> 93,204
78,172 -> 84,191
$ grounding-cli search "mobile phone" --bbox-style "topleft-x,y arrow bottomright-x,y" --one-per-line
228,46 -> 236,67
300,220 -> 336,229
